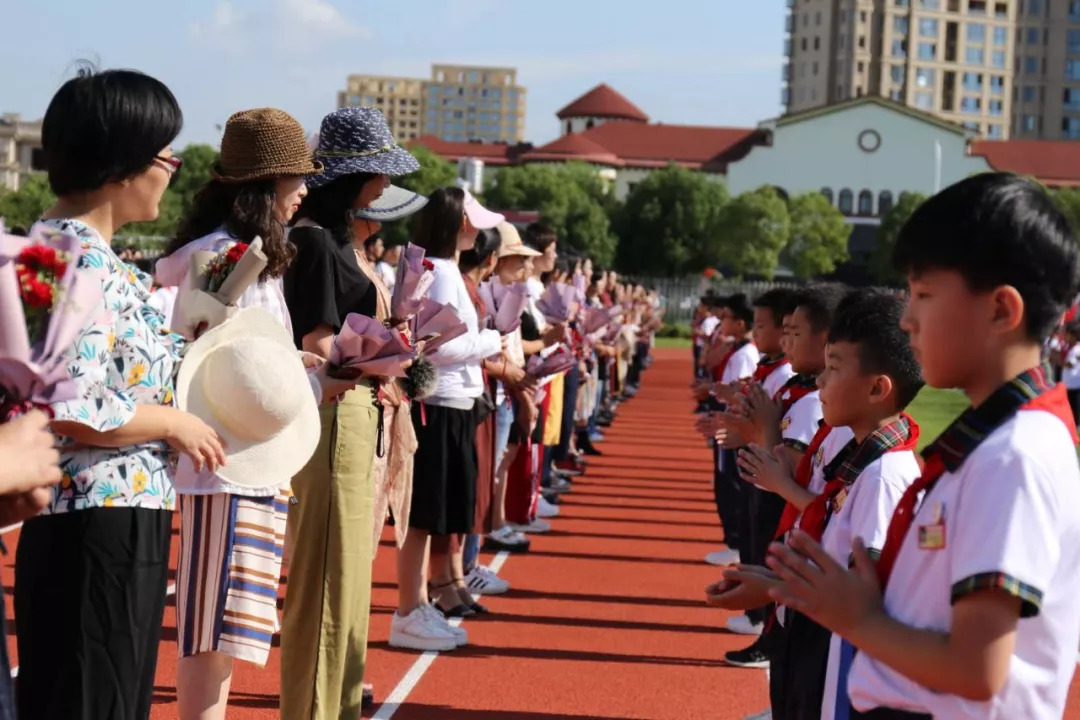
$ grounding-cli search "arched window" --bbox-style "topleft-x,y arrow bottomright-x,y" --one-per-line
878,190 -> 894,215
565,121 -> 572,135
821,187 -> 834,204
838,188 -> 854,214
586,119 -> 595,129
858,189 -> 874,215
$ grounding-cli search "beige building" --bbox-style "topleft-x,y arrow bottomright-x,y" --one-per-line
0,114 -> 44,191
785,0 -> 1018,139
338,64 -> 526,144
1013,0 -> 1080,139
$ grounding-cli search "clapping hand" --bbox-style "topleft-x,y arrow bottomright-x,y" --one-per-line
737,443 -> 795,493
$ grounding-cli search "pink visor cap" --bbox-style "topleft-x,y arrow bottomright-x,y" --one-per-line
462,188 -> 505,230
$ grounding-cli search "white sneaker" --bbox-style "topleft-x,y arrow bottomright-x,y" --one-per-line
704,549 -> 740,566
388,607 -> 457,652
744,711 -> 773,720
422,603 -> 467,647
726,616 -> 764,636
536,496 -> 560,518
487,525 -> 529,547
465,564 -> 510,595
508,518 -> 551,534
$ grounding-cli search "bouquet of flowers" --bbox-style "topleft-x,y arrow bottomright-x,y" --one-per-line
572,271 -> 587,305
491,281 -> 530,334
536,282 -> 578,325
173,237 -> 268,339
526,346 -> 577,379
413,297 -> 467,355
0,221 -> 101,420
329,314 -> 416,379
390,244 -> 435,322
583,305 -> 623,336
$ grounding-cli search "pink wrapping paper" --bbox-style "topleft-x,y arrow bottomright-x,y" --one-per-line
390,244 -> 435,320
413,297 -> 467,355
493,282 -> 530,334
584,305 -> 623,335
572,271 -> 587,305
477,281 -> 496,328
526,347 -> 577,379
536,282 -> 578,325
330,313 -> 415,379
0,222 -> 101,415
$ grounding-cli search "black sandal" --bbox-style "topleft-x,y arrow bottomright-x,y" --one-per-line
430,580 -> 475,618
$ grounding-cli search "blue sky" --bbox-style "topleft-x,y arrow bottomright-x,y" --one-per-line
0,0 -> 786,148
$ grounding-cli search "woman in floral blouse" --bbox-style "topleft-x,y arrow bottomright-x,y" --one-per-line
14,68 -> 224,720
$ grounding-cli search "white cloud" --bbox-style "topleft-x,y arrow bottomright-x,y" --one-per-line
189,0 -> 372,51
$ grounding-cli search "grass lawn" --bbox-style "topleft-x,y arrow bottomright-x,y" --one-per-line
903,386 -> 967,450
655,337 -> 693,349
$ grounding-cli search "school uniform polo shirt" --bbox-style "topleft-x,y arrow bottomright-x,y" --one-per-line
762,361 -> 796,400
781,389 -> 832,452
847,410 -> 1080,719
720,342 -> 761,385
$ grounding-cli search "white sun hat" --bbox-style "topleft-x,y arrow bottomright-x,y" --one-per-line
176,307 -> 319,489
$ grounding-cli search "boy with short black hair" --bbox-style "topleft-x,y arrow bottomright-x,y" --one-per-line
1061,321 -> 1080,423
767,173 -> 1080,719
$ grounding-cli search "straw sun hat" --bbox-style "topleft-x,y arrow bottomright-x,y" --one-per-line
213,108 -> 323,184
177,307 -> 319,488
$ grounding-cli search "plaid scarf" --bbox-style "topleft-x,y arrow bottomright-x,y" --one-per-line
876,365 -> 1077,585
798,413 -> 920,542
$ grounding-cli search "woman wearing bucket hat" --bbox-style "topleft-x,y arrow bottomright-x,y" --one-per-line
15,68 -> 223,720
281,106 -> 424,719
406,186 -> 506,630
155,107 -> 357,720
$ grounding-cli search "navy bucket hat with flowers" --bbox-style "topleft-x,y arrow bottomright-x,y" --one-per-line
307,107 -> 420,189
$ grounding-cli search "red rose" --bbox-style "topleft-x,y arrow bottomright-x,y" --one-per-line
26,279 -> 53,308
224,243 -> 248,264
422,259 -> 435,272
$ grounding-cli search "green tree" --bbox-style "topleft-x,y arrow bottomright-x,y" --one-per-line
0,174 -> 56,230
871,191 -> 927,285
717,186 -> 790,278
381,145 -> 459,246
1050,187 -> 1080,241
483,162 -> 617,266
613,164 -> 729,276
122,144 -> 219,238
783,192 -> 851,278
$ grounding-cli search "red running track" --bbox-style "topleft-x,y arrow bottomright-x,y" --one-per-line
2,348 -> 1080,718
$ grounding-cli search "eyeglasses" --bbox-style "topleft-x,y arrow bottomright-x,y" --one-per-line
154,155 -> 183,181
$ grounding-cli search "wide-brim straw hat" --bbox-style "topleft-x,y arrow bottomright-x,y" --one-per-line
353,185 -> 428,222
176,307 -> 319,489
496,221 -> 541,258
307,107 -> 420,190
213,108 -> 323,184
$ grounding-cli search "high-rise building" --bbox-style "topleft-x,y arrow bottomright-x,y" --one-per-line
338,64 -> 526,144
1013,0 -> 1080,140
784,0 -> 1020,140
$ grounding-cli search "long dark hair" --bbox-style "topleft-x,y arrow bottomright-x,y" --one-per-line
292,172 -> 379,246
459,228 -> 502,272
412,187 -> 465,259
169,179 -> 292,279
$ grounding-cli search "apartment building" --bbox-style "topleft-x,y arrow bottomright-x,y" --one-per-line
0,114 -> 43,191
1013,0 -> 1080,139
338,64 -> 526,144
785,0 -> 1018,139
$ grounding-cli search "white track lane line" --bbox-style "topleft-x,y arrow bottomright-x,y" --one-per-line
1,522 -> 22,535
371,550 -> 510,720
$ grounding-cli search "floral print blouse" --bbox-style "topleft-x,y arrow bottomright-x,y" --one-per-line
42,219 -> 183,514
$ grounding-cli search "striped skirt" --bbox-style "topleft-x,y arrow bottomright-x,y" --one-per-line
176,491 -> 289,666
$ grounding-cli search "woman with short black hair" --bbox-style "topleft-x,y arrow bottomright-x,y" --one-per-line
17,67 -> 224,720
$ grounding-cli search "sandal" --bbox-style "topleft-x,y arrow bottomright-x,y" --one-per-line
455,585 -> 490,615
430,580 -> 475,618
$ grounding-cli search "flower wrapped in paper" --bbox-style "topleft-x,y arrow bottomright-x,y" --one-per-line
526,347 -> 577,379
413,297 -> 467,355
330,314 -> 416,379
490,281 -> 530,334
0,221 -> 102,420
536,282 -> 578,325
390,243 -> 435,322
584,305 -> 623,336
172,237 -> 268,339
572,271 -> 587,305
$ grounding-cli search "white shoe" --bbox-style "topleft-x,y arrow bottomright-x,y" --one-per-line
536,496 -> 560,518
508,518 -> 551,534
465,564 -> 510,595
744,711 -> 772,720
487,525 -> 529,547
704,549 -> 740,566
422,603 -> 467,647
726,616 -> 763,636
388,607 -> 457,652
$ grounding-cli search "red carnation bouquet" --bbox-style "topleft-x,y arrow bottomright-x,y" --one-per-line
205,242 -> 249,294
172,237 -> 268,339
0,221 -> 101,421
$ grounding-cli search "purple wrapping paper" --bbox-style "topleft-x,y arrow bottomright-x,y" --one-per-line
526,348 -> 577,378
536,282 -> 578,325
0,222 -> 101,409
390,244 -> 435,320
330,313 -> 415,379
413,297 -> 467,355
493,282 -> 530,334
584,305 -> 623,335
572,271 -> 587,305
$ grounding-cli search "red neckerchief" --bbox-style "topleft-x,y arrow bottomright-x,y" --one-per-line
876,375 -> 1078,586
774,423 -> 834,540
752,353 -> 787,384
712,337 -> 753,382
773,373 -> 818,416
798,414 -> 920,542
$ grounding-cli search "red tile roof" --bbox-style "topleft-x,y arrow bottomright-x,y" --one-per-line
575,122 -> 763,171
407,135 -> 529,166
520,133 -> 624,166
556,84 -> 649,122
970,139 -> 1080,187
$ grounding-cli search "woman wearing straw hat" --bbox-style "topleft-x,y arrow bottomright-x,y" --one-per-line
155,108 -> 356,720
281,106 -> 425,719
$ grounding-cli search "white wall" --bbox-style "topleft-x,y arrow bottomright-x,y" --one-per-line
562,116 -> 607,135
726,103 -> 993,212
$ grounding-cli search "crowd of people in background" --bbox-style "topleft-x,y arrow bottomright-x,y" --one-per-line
0,66 -> 666,720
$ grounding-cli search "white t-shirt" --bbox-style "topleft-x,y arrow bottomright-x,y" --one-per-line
762,360 -> 797,400
721,342 -> 760,384
782,389 -> 828,450
698,315 -> 720,348
819,445 -> 921,720
376,260 -> 396,292
1062,344 -> 1080,389
847,409 -> 1080,719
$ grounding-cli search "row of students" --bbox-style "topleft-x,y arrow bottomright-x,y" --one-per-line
699,172 -> 1080,719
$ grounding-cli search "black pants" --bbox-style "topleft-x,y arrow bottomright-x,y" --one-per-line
1068,388 -> 1080,425
15,508 -> 172,720
852,710 -> 932,719
769,609 -> 833,720
741,485 -> 787,625
713,448 -> 742,551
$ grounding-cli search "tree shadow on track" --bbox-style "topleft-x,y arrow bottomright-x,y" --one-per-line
368,642 -> 732,669
369,585 -> 707,610
380,706 -> 642,719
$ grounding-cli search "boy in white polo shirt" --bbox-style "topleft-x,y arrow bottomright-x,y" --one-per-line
767,173 -> 1080,719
